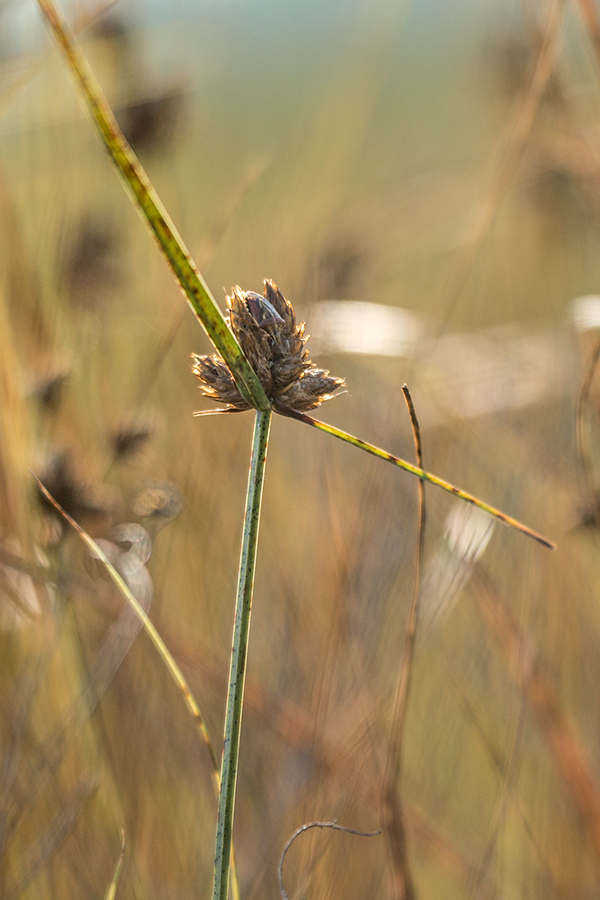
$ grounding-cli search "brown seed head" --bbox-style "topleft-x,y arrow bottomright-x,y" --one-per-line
192,280 -> 345,412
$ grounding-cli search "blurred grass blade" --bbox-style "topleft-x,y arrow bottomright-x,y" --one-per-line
4,780 -> 97,900
33,475 -> 241,900
273,404 -> 555,550
35,475 -> 218,772
35,0 -> 269,412
104,831 -> 125,900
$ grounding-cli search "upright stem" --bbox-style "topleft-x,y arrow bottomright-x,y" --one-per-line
212,408 -> 272,900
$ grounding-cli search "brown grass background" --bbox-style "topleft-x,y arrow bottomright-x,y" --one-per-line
2,0 -> 600,897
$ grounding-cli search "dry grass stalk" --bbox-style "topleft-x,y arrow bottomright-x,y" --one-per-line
474,565 -> 600,885
430,0 -> 566,333
574,0 -> 600,64
380,386 -> 424,900
0,284 -> 35,551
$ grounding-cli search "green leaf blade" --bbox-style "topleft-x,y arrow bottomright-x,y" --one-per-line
274,404 -> 555,550
36,0 -> 270,411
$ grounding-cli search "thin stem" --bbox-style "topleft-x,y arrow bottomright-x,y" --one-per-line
381,386 -> 424,900
273,403 -> 555,550
278,821 -> 381,900
104,830 -> 126,900
430,0 -> 565,334
391,385 -> 425,746
212,408 -> 272,900
575,337 -> 600,506
473,564 -> 600,885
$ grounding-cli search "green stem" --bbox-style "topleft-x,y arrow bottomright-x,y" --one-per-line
212,409 -> 272,900
273,403 -> 555,550
35,0 -> 269,412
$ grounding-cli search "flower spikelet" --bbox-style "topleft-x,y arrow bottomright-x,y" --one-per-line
192,280 -> 345,412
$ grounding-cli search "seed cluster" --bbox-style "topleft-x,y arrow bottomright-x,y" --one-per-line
192,280 -> 345,412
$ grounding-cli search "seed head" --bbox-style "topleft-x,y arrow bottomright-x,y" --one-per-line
192,280 -> 345,412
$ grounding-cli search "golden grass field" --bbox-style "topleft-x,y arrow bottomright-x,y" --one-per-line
3,0 -> 600,897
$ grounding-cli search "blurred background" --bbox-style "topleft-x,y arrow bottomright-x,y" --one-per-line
2,0 -> 600,897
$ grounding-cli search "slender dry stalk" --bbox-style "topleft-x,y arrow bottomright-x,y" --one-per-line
448,671 -> 566,898
103,830 -> 125,900
2,780 -> 97,900
0,283 -> 35,550
0,0 -> 124,121
575,337 -> 600,513
278,821 -> 381,900
380,386 -> 425,900
430,0 -> 566,333
574,0 -> 600,64
473,564 -> 600,885
468,701 -> 527,899
388,386 -> 426,750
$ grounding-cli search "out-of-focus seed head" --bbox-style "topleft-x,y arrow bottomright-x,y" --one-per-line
110,413 -> 157,460
31,368 -> 70,413
132,479 -> 183,522
35,452 -> 111,544
192,280 -> 345,412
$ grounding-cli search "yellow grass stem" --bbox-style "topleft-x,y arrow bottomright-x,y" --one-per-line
33,475 -> 241,900
103,831 -> 125,900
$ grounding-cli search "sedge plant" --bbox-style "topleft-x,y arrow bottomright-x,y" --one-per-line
34,2 -> 555,899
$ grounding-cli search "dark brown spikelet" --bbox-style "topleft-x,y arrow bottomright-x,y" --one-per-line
192,280 -> 345,412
